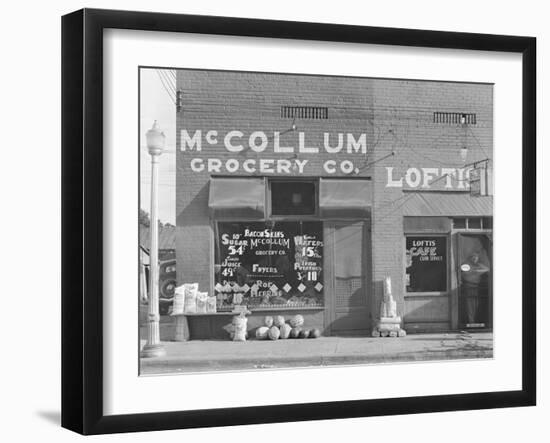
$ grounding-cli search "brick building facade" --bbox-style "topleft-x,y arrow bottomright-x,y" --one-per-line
175,69 -> 493,338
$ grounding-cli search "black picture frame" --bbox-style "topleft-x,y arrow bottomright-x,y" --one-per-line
61,8 -> 536,435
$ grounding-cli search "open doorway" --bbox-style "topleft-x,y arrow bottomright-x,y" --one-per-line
457,233 -> 492,329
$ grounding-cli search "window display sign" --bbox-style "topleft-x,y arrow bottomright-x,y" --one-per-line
405,236 -> 447,293
215,221 -> 324,309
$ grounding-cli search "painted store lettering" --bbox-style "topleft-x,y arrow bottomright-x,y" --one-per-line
189,157 -> 362,175
180,130 -> 367,154
386,167 -> 470,189
190,158 -> 309,174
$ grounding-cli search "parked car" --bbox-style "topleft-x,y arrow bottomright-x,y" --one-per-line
142,257 -> 177,316
159,259 -> 176,315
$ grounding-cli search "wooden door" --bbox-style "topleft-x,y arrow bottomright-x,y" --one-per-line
325,222 -> 370,335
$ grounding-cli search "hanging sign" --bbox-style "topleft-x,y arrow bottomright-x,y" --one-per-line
470,165 -> 493,196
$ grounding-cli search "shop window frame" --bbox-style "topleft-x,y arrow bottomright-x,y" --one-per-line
210,176 -> 372,312
211,218 -> 326,312
452,216 -> 493,231
267,177 -> 320,220
403,233 -> 450,297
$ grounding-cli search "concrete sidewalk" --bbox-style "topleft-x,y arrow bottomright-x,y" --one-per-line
140,332 -> 493,374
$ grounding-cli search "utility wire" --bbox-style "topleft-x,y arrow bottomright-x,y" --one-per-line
166,70 -> 176,81
374,172 -> 465,223
465,125 -> 490,160
157,71 -> 175,98
159,70 -> 177,96
156,69 -> 176,104
161,74 -> 176,101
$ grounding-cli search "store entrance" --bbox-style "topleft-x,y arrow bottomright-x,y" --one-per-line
325,222 -> 370,335
457,233 -> 492,329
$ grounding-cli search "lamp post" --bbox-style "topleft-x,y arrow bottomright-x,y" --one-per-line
459,146 -> 469,162
141,121 -> 167,358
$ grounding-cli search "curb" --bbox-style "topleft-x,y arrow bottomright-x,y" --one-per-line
141,349 -> 493,374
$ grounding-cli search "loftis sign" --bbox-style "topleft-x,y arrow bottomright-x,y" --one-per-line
386,167 -> 471,189
179,129 -> 368,175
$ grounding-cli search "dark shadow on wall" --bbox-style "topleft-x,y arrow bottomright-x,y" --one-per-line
372,279 -> 383,317
176,182 -> 210,228
404,295 -> 450,324
325,281 -> 371,336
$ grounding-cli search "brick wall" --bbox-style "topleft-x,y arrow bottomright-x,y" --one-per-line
176,70 -> 377,294
175,69 -> 493,327
370,80 -> 493,324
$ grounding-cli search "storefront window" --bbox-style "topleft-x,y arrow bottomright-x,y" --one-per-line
215,221 -> 324,309
453,218 -> 466,229
452,217 -> 492,230
482,217 -> 492,229
405,236 -> 447,293
468,217 -> 482,229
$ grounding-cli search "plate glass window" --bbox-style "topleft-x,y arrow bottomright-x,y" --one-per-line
405,236 -> 447,293
453,217 -> 466,229
214,221 -> 324,309
468,217 -> 482,229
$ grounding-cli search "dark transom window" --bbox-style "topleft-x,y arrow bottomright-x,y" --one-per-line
271,181 -> 317,216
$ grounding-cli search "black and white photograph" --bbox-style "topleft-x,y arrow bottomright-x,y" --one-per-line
139,68 -> 494,375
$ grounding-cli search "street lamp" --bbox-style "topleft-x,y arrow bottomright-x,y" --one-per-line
459,146 -> 468,162
141,121 -> 167,358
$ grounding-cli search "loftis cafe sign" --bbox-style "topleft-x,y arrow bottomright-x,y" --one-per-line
179,129 -> 368,175
386,167 -> 471,190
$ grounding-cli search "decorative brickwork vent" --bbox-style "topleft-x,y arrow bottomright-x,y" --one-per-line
281,106 -> 328,119
433,112 -> 477,125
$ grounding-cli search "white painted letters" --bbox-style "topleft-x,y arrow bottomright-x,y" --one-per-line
386,167 -> 404,187
346,133 -> 367,154
385,167 -> 471,190
224,131 -> 244,152
324,133 -> 343,153
181,130 -> 202,151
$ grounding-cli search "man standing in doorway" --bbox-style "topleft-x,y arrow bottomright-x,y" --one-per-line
461,252 -> 490,325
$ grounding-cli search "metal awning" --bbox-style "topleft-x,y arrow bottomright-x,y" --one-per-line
319,179 -> 372,218
208,177 -> 266,218
402,192 -> 493,216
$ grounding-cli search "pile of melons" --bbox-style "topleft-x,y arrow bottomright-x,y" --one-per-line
255,315 -> 321,340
